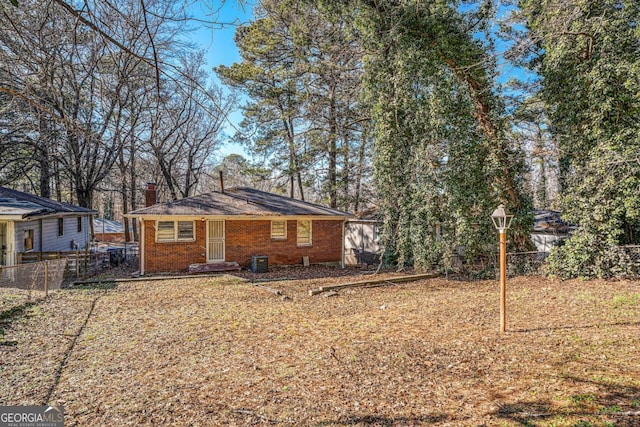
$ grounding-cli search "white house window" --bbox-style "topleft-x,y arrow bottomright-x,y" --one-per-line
57,218 -> 64,236
24,229 -> 34,251
297,220 -> 312,246
77,217 -> 82,233
271,220 -> 287,240
156,220 -> 195,242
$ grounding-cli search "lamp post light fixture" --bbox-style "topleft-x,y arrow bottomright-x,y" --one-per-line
491,204 -> 513,334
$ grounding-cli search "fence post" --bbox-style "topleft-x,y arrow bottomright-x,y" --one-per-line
44,260 -> 49,297
75,250 -> 79,278
84,245 -> 89,278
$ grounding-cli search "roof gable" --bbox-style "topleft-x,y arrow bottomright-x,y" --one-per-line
129,187 -> 351,217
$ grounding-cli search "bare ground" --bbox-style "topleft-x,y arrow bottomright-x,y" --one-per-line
1,270 -> 639,426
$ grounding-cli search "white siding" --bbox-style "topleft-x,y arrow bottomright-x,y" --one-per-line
40,215 -> 92,252
14,220 -> 41,253
344,221 -> 380,265
530,233 -> 567,252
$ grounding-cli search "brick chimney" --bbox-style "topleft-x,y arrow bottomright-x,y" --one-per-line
145,183 -> 157,207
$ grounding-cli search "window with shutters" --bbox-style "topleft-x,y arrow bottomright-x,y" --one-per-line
271,220 -> 287,240
156,221 -> 195,242
156,220 -> 196,242
177,221 -> 194,240
156,221 -> 175,242
156,220 -> 195,242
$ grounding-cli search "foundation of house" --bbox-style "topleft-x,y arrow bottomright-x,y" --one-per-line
188,262 -> 242,274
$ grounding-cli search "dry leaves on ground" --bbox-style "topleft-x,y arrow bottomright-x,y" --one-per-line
1,270 -> 639,426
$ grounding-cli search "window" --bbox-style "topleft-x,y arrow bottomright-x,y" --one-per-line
157,221 -> 175,241
24,229 -> 34,251
77,217 -> 82,233
177,221 -> 194,240
271,220 -> 287,240
57,218 -> 64,236
297,220 -> 312,246
156,220 -> 195,242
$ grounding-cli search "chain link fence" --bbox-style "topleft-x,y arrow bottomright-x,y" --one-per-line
0,259 -> 68,314
506,251 -> 549,276
461,246 -> 640,278
450,251 -> 548,278
622,245 -> 640,272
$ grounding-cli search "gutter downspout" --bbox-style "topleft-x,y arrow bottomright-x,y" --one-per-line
341,218 -> 346,268
140,218 -> 145,275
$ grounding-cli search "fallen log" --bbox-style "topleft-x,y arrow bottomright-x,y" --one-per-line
309,273 -> 438,296
249,283 -> 291,300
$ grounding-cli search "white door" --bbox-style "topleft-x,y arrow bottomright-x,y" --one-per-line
207,220 -> 225,262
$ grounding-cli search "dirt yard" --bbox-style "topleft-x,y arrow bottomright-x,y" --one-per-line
1,271 -> 639,426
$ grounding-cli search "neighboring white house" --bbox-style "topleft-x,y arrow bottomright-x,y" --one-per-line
344,210 -> 381,266
0,186 -> 96,266
530,210 -> 575,252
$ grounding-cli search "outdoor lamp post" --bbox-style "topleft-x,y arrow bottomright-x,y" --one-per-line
491,204 -> 513,334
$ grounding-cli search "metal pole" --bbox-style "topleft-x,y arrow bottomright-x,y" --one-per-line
499,230 -> 507,333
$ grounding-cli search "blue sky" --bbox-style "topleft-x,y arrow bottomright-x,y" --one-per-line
188,1 -> 255,159
188,1 -> 534,160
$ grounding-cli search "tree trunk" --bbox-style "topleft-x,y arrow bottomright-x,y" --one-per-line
54,156 -> 62,202
37,115 -> 51,198
354,126 -> 367,213
328,87 -> 338,208
130,139 -> 138,242
76,184 -> 93,209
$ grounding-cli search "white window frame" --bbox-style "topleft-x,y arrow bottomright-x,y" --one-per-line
271,220 -> 287,240
156,220 -> 195,242
24,229 -> 34,251
297,220 -> 312,246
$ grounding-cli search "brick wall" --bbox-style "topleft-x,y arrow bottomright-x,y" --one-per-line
94,232 -> 125,243
141,218 -> 343,273
225,219 -> 343,267
143,220 -> 207,273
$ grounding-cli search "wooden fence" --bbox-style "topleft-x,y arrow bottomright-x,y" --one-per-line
18,251 -> 110,279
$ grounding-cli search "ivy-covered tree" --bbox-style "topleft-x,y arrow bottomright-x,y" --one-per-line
518,0 -> 640,278
322,0 -> 532,270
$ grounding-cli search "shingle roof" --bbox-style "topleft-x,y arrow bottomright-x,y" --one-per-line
532,209 -> 576,234
94,218 -> 126,233
129,187 -> 351,217
0,186 -> 96,218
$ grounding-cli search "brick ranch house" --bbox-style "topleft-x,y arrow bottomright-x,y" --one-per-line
127,184 -> 351,274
